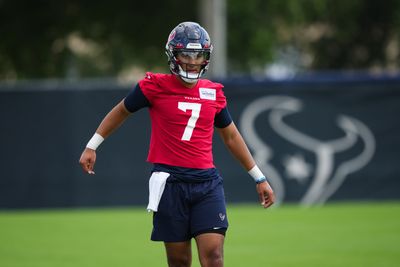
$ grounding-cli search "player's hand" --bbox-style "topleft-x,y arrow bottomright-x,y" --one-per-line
256,181 -> 275,208
79,148 -> 97,175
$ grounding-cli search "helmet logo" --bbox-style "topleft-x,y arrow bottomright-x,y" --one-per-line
167,30 -> 176,42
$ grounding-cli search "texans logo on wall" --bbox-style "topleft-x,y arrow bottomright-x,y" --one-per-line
239,95 -> 375,206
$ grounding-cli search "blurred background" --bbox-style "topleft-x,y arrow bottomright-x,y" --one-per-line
1,0 -> 400,81
0,0 -> 399,209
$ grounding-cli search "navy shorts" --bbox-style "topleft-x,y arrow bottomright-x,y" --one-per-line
151,176 -> 229,242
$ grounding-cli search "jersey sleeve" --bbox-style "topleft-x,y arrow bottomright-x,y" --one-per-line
138,72 -> 162,104
123,84 -> 150,113
216,84 -> 227,113
214,106 -> 233,128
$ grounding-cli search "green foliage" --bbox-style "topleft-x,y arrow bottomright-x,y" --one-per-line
228,0 -> 400,72
0,0 -> 197,79
1,0 -> 399,79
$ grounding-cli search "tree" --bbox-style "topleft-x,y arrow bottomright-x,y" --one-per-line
227,0 -> 400,73
1,0 -> 399,80
0,0 -> 197,80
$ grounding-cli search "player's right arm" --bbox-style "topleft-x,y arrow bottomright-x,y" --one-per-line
79,100 -> 131,174
79,83 -> 151,175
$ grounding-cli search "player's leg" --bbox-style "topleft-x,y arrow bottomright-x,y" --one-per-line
194,233 -> 224,267
152,180 -> 192,266
190,178 -> 228,267
164,241 -> 192,267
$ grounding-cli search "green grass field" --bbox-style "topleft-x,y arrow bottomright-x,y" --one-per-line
1,202 -> 399,267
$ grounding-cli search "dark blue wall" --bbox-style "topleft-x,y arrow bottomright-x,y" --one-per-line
1,75 -> 399,208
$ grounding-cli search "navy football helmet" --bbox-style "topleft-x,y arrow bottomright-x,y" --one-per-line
165,22 -> 213,83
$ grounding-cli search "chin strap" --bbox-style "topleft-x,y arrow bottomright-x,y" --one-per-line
181,77 -> 198,84
177,65 -> 203,83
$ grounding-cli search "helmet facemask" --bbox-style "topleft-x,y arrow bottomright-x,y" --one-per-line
166,48 -> 211,83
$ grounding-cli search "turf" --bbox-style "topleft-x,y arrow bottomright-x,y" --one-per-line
0,202 -> 399,267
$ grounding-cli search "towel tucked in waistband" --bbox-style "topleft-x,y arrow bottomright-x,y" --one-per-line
146,171 -> 170,212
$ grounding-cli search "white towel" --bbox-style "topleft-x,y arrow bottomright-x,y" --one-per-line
146,171 -> 170,212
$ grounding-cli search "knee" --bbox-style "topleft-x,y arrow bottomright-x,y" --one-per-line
199,248 -> 223,266
167,254 -> 191,267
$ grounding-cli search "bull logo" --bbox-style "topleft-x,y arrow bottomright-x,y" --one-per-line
240,95 -> 375,206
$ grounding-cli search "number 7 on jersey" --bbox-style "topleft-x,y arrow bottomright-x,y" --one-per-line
178,102 -> 202,141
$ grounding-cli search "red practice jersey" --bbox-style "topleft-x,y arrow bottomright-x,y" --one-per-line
138,72 -> 227,169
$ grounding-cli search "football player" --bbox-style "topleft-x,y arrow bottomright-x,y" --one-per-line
79,21 -> 275,267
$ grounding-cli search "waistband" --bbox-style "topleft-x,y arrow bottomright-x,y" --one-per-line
152,163 -> 221,183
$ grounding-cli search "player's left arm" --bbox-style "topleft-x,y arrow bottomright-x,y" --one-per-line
217,122 -> 275,208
